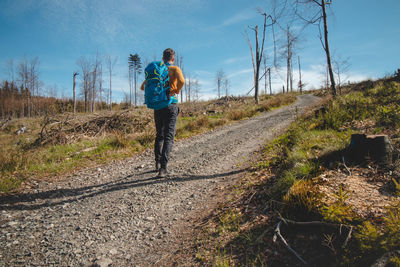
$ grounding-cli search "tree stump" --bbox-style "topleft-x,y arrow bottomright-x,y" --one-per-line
314,106 -> 326,117
349,134 -> 368,163
349,134 -> 392,166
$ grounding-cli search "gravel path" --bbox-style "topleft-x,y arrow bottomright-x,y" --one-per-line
0,95 -> 320,266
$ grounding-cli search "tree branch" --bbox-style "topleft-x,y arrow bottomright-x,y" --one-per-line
318,20 -> 327,51
273,221 -> 309,266
245,30 -> 256,77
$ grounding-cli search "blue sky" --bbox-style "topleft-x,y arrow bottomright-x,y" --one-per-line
0,0 -> 399,102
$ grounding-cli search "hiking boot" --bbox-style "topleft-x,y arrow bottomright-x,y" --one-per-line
158,168 -> 168,178
155,161 -> 161,171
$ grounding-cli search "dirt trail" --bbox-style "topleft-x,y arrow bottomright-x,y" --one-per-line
0,95 -> 320,266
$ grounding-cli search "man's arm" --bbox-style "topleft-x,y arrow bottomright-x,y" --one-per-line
176,67 -> 185,93
140,80 -> 146,91
170,67 -> 185,95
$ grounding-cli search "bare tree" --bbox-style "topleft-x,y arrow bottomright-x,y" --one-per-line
263,56 -> 267,95
128,53 -> 142,107
128,57 -> 133,107
106,55 -> 118,110
215,69 -> 225,99
246,12 -> 276,104
297,56 -> 305,94
223,77 -> 230,97
284,25 -> 298,92
294,0 -> 336,96
17,57 -> 29,116
17,56 -> 40,117
192,79 -> 200,102
77,57 -> 91,112
28,57 -> 41,115
332,55 -> 350,94
175,53 -> 184,103
263,53 -> 273,95
268,68 -> 272,95
98,64 -> 103,111
6,59 -> 15,86
186,75 -> 191,102
73,72 -> 79,114
90,54 -> 101,112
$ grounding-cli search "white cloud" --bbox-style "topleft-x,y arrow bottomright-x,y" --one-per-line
222,56 -> 249,65
227,68 -> 253,79
267,64 -> 373,93
0,0 -> 204,51
222,8 -> 257,27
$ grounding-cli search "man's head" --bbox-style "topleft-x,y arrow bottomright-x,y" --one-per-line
162,48 -> 175,63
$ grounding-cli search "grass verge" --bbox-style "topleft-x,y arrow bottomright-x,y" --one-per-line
185,79 -> 400,266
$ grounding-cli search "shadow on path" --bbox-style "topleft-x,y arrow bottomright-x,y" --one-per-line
0,168 -> 247,211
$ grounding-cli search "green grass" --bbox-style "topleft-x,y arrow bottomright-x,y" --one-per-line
259,80 -> 400,265
186,79 -> 400,266
316,81 -> 400,130
0,94 -> 298,194
265,121 -> 351,201
218,209 -> 242,234
348,201 -> 400,266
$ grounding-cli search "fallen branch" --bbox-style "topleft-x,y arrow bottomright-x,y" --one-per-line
342,225 -> 353,248
281,217 -> 347,228
273,221 -> 309,266
244,191 -> 257,213
280,217 -> 354,249
0,116 -> 12,130
342,156 -> 351,176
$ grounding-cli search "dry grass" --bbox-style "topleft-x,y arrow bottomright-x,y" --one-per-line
0,93 -> 298,194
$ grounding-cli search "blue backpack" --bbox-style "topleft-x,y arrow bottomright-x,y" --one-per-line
144,61 -> 172,110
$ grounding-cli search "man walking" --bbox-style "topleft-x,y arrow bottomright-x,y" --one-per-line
141,48 -> 185,177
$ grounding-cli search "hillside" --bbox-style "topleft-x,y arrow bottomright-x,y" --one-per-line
0,94 -> 295,194
177,77 -> 400,266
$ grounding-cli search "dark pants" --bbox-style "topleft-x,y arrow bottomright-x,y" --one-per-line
154,104 -> 179,168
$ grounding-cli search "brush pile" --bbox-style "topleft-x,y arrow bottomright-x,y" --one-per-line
33,111 -> 152,146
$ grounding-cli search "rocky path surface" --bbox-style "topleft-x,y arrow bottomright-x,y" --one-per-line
0,95 -> 320,266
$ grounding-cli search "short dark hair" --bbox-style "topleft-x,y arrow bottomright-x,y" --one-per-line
162,48 -> 175,62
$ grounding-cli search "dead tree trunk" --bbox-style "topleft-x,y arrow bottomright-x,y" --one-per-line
321,0 -> 336,96
73,72 -> 78,114
269,68 -> 272,95
246,13 -> 270,104
298,56 -> 303,94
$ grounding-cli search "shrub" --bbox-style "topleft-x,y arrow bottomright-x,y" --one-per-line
218,209 -> 242,233
320,186 -> 355,223
109,131 -> 129,148
282,179 -> 323,220
351,202 -> 400,266
370,81 -> 400,105
316,94 -> 373,130
228,109 -> 246,121
136,130 -> 155,147
0,175 -> 25,193
376,104 -> 400,128
196,115 -> 209,128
